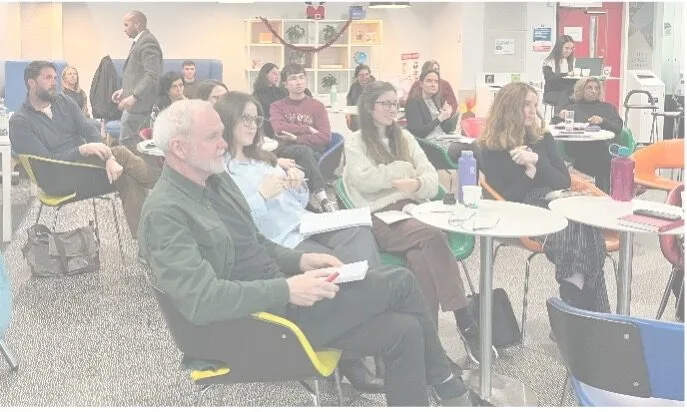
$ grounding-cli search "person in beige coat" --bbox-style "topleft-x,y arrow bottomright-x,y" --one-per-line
343,81 -> 496,365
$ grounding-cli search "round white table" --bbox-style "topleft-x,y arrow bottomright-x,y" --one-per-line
549,196 -> 684,315
548,125 -> 615,142
410,200 -> 568,406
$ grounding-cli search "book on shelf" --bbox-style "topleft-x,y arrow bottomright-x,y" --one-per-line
299,207 -> 372,236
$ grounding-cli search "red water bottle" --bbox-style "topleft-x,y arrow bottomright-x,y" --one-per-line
609,144 -> 634,201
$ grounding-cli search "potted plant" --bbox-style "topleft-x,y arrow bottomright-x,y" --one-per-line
285,25 -> 306,43
321,24 -> 338,43
321,74 -> 338,90
287,51 -> 306,65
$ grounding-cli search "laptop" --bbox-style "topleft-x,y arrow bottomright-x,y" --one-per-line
574,58 -> 604,76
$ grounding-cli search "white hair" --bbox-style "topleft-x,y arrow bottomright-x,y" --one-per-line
152,99 -> 214,153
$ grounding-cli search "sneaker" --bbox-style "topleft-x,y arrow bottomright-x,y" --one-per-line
320,199 -> 338,213
457,326 -> 499,365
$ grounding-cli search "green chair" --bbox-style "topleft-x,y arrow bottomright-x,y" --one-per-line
334,178 -> 476,291
415,137 -> 458,170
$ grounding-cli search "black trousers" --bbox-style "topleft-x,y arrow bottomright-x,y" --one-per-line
275,144 -> 326,194
565,140 -> 612,194
286,265 -> 455,406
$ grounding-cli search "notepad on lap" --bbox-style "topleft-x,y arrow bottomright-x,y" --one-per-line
374,210 -> 414,225
617,214 -> 684,233
320,260 -> 369,284
299,207 -> 372,236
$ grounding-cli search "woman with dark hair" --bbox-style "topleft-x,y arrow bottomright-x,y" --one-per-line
215,91 -> 384,394
405,69 -> 461,159
61,65 -> 90,117
406,60 -> 458,115
156,71 -> 186,112
343,81 -> 495,364
542,35 -> 576,111
478,82 -> 610,313
195,79 -> 229,104
252,63 -> 287,138
346,64 -> 373,106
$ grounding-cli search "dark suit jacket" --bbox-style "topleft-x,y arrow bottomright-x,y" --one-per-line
122,30 -> 163,114
405,96 -> 458,139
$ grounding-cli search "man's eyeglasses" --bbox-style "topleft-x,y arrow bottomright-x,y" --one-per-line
375,101 -> 399,110
240,115 -> 264,128
447,211 -> 500,232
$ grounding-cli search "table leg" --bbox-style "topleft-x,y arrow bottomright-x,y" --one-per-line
463,236 -> 538,406
1,146 -> 11,242
616,232 -> 634,315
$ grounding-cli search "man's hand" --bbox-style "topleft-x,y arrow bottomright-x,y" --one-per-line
79,142 -> 112,161
258,174 -> 286,200
559,110 -> 568,118
286,270 -> 340,307
588,115 -> 603,125
111,89 -> 123,104
300,253 -> 343,271
308,126 -> 319,134
277,131 -> 298,141
277,158 -> 296,170
105,158 -> 124,184
392,178 -> 421,194
285,167 -> 305,189
117,94 -> 138,111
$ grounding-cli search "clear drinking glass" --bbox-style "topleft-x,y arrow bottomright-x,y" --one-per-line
564,110 -> 575,131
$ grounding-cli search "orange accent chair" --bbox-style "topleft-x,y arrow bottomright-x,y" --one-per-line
632,139 -> 684,192
479,174 -> 619,345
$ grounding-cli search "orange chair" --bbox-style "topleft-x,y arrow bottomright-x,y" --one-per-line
632,139 -> 684,192
479,174 -> 619,345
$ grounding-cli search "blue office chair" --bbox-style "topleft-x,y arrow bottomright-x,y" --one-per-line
0,254 -> 19,371
318,133 -> 344,181
547,297 -> 684,406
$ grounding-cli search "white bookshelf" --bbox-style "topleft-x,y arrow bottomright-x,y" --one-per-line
245,19 -> 383,98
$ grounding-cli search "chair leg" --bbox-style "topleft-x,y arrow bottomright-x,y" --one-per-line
333,367 -> 345,406
109,196 -> 125,261
459,259 -> 476,295
492,243 -> 507,264
657,266 -> 678,320
299,380 -> 321,406
521,252 -> 541,347
374,355 -> 385,378
196,384 -> 218,406
559,373 -> 569,406
34,203 -> 44,226
0,340 -> 19,371
92,199 -> 100,245
606,253 -> 618,286
52,205 -> 61,231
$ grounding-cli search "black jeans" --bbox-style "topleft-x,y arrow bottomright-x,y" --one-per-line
275,144 -> 326,193
286,265 -> 456,406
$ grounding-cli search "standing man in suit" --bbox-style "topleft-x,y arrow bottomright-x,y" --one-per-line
112,10 -> 163,150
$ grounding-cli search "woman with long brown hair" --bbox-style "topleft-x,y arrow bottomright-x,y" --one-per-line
478,82 -> 610,313
343,81 -> 495,364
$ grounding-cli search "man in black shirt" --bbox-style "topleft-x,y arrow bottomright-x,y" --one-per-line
9,60 -> 160,237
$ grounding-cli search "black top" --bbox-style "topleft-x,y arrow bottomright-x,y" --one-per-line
9,94 -> 101,162
479,133 -> 571,203
552,100 -> 624,135
253,86 -> 288,138
63,88 -> 87,113
543,65 -> 576,94
404,96 -> 458,139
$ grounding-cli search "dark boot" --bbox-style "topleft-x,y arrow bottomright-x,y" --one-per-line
337,358 -> 384,393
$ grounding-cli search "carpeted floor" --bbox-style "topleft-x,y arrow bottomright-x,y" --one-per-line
0,177 -> 682,407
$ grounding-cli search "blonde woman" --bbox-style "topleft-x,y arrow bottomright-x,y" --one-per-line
478,82 -> 610,313
343,81 -> 495,364
61,65 -> 90,117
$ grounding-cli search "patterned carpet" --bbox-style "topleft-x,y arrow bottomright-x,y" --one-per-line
0,177 -> 682,406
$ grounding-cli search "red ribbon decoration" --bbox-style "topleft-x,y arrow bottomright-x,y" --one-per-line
258,17 -> 353,53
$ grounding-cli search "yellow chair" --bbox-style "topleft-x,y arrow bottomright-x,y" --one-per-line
148,279 -> 345,406
479,174 -> 619,346
19,154 -> 125,260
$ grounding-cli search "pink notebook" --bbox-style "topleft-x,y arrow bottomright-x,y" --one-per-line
618,214 -> 684,233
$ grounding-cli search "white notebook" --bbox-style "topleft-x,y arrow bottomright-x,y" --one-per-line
374,210 -> 414,225
320,260 -> 369,284
299,207 -> 372,237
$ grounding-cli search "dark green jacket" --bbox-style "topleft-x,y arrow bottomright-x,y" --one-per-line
139,166 -> 304,327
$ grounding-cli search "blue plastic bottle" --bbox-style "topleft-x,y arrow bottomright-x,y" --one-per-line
457,151 -> 477,204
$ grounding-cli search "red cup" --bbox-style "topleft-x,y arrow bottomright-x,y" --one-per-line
461,117 -> 485,138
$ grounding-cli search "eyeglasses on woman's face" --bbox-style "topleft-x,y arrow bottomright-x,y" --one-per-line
239,114 -> 264,128
375,100 -> 399,110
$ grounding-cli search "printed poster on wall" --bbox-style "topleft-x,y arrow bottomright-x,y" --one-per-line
532,26 -> 552,52
401,52 -> 420,82
494,39 -> 515,55
563,26 -> 583,42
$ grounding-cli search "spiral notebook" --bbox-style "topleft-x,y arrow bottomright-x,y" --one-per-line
617,214 -> 684,233
299,207 -> 372,237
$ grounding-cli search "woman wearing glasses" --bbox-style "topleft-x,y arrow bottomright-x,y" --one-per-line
343,81 -> 495,365
478,82 -> 610,313
405,69 -> 461,159
215,92 -> 385,393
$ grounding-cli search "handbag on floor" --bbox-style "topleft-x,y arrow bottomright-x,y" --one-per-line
21,222 -> 100,277
467,288 -> 521,348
